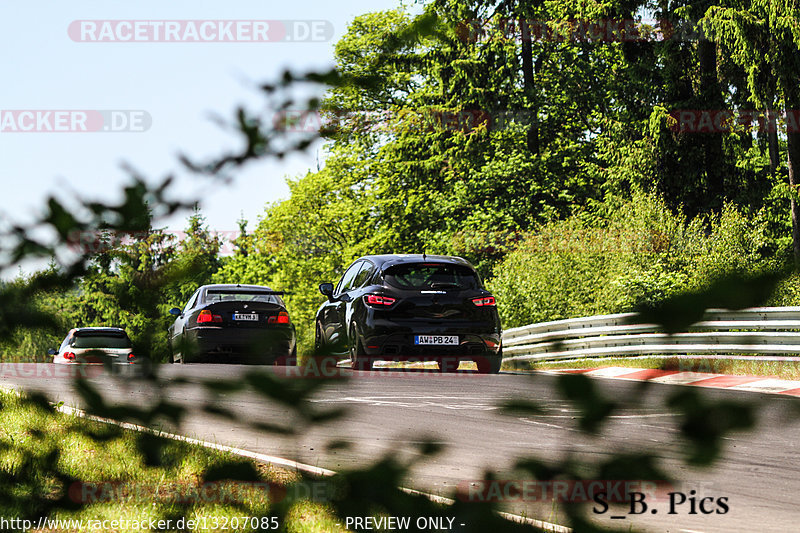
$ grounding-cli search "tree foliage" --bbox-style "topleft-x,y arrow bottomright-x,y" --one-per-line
205,0 -> 800,353
3,1 -> 800,531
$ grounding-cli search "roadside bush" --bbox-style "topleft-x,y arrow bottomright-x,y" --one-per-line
0,273 -> 66,363
767,272 -> 800,306
686,206 -> 773,289
602,267 -> 689,311
487,194 -> 774,328
484,217 -> 611,326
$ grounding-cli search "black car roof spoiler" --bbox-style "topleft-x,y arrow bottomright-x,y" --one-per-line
206,288 -> 286,295
74,329 -> 127,337
381,260 -> 474,273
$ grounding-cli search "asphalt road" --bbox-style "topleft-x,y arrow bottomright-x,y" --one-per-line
2,363 -> 799,532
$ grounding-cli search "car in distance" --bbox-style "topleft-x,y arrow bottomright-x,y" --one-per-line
315,254 -> 502,373
168,284 -> 296,364
49,327 -> 136,364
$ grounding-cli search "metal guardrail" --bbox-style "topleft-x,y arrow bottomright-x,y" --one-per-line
501,307 -> 800,361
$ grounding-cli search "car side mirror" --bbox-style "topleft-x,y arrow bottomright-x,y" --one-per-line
47,348 -> 57,356
319,282 -> 334,301
169,307 -> 182,316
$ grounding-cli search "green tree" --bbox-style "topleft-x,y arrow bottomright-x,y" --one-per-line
44,211 -> 222,362
701,0 -> 800,262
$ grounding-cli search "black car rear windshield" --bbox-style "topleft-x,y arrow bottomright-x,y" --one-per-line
383,263 -> 481,290
204,290 -> 282,305
71,331 -> 131,349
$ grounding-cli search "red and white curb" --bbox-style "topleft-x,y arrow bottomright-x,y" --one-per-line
540,367 -> 800,396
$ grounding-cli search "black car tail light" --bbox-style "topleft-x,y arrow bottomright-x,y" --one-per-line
268,311 -> 291,324
127,353 -> 136,362
471,296 -> 496,307
197,310 -> 223,323
366,294 -> 396,307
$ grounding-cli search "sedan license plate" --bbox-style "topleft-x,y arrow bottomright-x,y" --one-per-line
233,312 -> 258,321
414,335 -> 458,345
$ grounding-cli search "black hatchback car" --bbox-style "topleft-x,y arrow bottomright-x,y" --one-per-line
315,255 -> 502,373
168,284 -> 296,364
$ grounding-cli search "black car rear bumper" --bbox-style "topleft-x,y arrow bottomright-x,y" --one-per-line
359,316 -> 501,361
362,330 -> 501,361
185,326 -> 295,363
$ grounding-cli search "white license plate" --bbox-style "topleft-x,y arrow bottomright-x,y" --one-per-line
233,313 -> 258,321
414,335 -> 459,345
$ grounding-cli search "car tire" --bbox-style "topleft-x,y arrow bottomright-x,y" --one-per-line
176,330 -> 186,364
314,322 -> 324,355
349,327 -> 373,371
475,354 -> 502,374
437,357 -> 460,373
274,347 -> 297,366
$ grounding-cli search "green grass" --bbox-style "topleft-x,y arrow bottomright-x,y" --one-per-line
515,356 -> 800,380
0,389 -> 349,533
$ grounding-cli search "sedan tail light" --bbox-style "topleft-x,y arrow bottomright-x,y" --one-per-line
471,296 -> 496,307
366,294 -> 396,307
127,353 -> 136,362
197,310 -> 223,324
268,311 -> 291,324
63,351 -> 76,360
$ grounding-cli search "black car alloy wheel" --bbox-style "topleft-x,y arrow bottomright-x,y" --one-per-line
349,326 -> 372,371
